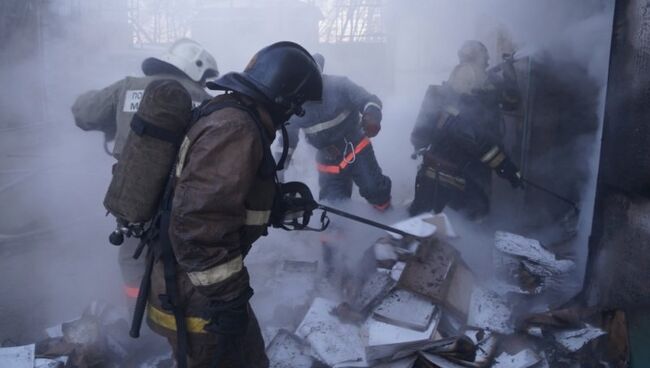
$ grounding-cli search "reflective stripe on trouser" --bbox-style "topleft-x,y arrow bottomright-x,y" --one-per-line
317,140 -> 391,206
147,304 -> 209,334
162,304 -> 270,368
423,166 -> 466,190
409,166 -> 489,220
480,145 -> 506,168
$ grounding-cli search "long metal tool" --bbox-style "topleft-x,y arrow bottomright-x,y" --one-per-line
522,178 -> 580,213
130,250 -> 153,338
318,204 -> 424,239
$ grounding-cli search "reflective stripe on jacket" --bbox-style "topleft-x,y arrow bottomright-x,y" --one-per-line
147,94 -> 276,342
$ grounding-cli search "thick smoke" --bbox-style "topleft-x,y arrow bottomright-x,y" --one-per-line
0,0 -> 613,355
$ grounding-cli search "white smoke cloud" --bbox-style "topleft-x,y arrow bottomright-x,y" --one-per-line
0,0 -> 614,353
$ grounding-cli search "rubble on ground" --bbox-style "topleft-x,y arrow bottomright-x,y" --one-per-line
265,214 -> 630,367
0,215 -> 629,367
0,300 -> 167,368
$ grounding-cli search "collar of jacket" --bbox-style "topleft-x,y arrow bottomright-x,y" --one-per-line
208,94 -> 277,140
233,94 -> 276,140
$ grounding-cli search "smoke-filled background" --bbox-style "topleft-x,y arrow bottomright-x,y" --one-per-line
0,0 -> 613,358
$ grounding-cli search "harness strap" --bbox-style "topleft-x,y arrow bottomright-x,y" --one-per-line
276,123 -> 290,171
156,167 -> 189,368
130,114 -> 183,145
317,137 -> 371,174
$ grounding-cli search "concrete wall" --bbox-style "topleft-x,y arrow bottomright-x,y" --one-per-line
586,0 -> 650,308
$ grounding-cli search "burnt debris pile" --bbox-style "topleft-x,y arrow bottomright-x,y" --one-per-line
261,215 -> 628,368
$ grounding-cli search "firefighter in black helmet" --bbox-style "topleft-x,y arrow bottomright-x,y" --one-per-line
145,42 -> 322,368
408,40 -> 522,220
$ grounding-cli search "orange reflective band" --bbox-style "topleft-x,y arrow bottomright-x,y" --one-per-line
317,138 -> 372,174
340,137 -> 371,170
124,286 -> 140,299
320,232 -> 345,243
317,163 -> 341,174
373,200 -> 391,212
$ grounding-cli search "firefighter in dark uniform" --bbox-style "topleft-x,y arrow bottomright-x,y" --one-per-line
144,42 -> 322,367
276,53 -> 392,211
408,40 -> 522,219
70,38 -> 218,307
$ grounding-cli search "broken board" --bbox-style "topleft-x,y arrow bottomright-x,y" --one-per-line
387,214 -> 437,239
351,271 -> 397,314
399,239 -> 474,317
296,297 -> 366,367
267,329 -> 323,368
494,231 -> 574,274
553,324 -> 606,352
467,287 -> 514,335
373,289 -> 437,331
423,213 -> 458,238
364,308 -> 441,361
492,349 -> 541,368
0,344 -> 35,368
374,356 -> 417,368
417,351 -> 468,368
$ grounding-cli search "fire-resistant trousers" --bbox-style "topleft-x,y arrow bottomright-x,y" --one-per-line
316,142 -> 391,207
166,304 -> 269,368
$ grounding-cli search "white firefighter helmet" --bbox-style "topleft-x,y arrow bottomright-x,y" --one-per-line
447,63 -> 489,95
447,40 -> 490,94
457,40 -> 489,69
142,38 -> 218,82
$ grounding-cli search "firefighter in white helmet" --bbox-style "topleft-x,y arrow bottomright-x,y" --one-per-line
70,38 -> 218,310
72,38 -> 218,158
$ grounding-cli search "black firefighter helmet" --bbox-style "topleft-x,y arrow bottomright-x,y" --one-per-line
207,41 -> 323,124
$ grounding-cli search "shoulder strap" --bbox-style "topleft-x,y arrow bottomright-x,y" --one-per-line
130,114 -> 183,145
190,98 -> 277,179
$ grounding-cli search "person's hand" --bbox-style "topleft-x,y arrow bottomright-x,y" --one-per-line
495,159 -> 523,189
507,171 -> 523,189
362,107 -> 382,138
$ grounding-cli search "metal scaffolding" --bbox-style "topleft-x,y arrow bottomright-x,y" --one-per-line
128,0 -> 193,47
319,0 -> 385,43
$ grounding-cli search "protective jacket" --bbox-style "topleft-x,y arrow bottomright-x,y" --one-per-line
145,94 -> 275,353
409,85 -> 519,217
283,74 -> 382,151
145,93 -> 275,340
72,73 -> 210,157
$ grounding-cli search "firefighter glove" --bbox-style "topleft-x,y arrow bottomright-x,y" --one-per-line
496,159 -> 523,189
362,106 -> 382,138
